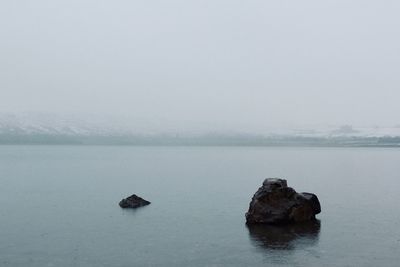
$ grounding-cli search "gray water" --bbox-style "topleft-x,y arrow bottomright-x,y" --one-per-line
0,146 -> 399,266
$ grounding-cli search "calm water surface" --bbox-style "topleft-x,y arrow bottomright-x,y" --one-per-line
0,146 -> 399,266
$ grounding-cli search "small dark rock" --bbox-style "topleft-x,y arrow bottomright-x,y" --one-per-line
119,194 -> 151,209
246,178 -> 321,224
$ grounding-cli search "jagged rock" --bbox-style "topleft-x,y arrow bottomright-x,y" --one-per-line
119,194 -> 151,209
246,178 -> 321,224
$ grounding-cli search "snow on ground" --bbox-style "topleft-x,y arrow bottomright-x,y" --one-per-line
0,112 -> 400,138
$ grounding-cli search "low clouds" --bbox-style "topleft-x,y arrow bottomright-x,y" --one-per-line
1,0 -> 399,130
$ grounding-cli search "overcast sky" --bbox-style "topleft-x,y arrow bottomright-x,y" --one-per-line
1,0 -> 399,131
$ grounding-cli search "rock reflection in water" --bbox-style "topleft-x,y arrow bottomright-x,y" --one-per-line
247,220 -> 320,250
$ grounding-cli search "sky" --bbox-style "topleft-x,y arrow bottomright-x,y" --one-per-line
1,0 -> 399,132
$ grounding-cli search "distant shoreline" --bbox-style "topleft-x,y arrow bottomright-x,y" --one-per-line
1,134 -> 400,147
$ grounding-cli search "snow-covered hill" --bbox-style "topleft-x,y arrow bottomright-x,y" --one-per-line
1,112 -> 400,138
0,113 -> 125,136
264,125 -> 400,138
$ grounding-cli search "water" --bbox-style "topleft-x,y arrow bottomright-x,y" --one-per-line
0,146 -> 399,266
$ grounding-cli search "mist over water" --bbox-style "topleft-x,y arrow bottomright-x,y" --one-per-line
1,0 -> 400,130
1,1 -> 400,266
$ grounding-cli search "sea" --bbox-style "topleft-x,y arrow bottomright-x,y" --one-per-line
0,145 -> 399,266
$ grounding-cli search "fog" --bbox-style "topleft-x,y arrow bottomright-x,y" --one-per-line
1,0 -> 399,132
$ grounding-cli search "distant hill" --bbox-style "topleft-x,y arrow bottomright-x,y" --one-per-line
1,113 -> 400,146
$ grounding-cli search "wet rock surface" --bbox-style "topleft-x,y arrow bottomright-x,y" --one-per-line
119,194 -> 151,209
246,178 -> 321,224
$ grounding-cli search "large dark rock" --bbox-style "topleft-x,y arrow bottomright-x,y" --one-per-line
246,178 -> 321,224
119,194 -> 151,209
